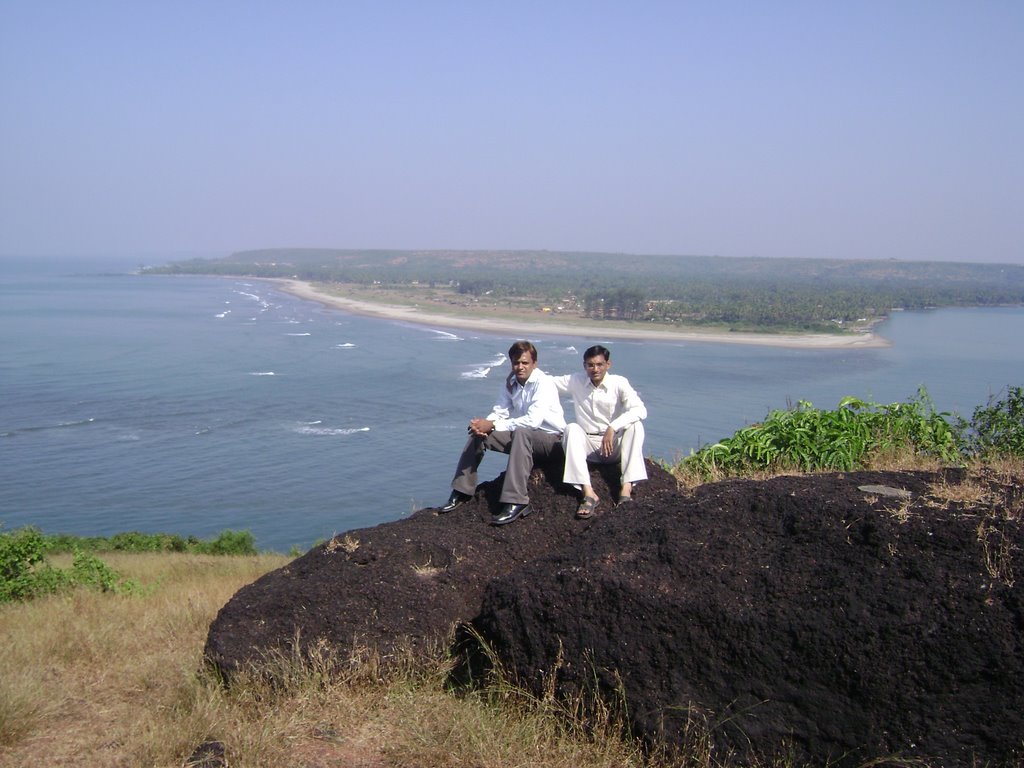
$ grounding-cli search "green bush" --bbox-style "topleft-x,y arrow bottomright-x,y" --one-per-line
0,527 -> 64,601
0,527 -> 138,603
192,529 -> 257,556
681,389 -> 961,478
69,551 -> 141,595
961,386 -> 1024,459
38,529 -> 256,556
108,531 -> 188,552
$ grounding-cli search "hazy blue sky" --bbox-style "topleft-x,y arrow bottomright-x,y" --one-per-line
1,1 -> 1021,263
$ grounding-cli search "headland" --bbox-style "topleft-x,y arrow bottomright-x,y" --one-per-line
272,278 -> 890,349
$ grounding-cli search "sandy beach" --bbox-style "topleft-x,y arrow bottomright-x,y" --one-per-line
272,279 -> 890,349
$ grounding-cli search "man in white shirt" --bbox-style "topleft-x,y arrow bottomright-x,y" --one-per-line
441,340 -> 566,526
551,344 -> 647,518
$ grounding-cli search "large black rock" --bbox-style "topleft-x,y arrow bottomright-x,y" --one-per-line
204,457 -> 678,676
469,470 -> 1024,766
204,465 -> 1024,766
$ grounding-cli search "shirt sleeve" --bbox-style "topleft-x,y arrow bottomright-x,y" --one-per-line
549,374 -> 571,394
608,377 -> 647,432
486,385 -> 513,425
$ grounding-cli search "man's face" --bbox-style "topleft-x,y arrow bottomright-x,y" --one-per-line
510,351 -> 537,385
583,354 -> 610,386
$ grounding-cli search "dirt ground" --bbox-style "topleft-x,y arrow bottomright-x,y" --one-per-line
205,462 -> 1024,766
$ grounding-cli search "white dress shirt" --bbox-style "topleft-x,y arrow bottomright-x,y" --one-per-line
551,371 -> 647,433
488,368 -> 567,434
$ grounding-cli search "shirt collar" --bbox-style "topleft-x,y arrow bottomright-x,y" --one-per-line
510,368 -> 540,391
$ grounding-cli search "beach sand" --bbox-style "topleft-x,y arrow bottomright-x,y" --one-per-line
272,279 -> 890,349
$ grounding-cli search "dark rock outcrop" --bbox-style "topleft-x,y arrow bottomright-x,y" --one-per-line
470,469 -> 1024,766
204,457 -> 678,676
205,464 -> 1024,766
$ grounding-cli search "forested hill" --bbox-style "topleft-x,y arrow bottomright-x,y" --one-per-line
147,249 -> 1024,333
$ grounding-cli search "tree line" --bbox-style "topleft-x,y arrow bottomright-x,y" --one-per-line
146,249 -> 1024,334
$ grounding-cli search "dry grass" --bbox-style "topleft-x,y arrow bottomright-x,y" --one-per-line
670,451 -> 949,492
0,553 -> 290,766
0,552 -> 666,768
922,458 -> 1024,588
324,533 -> 360,554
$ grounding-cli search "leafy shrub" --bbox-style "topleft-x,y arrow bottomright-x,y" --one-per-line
0,527 -> 67,601
0,527 -> 138,602
108,531 -> 188,552
192,529 -> 257,556
69,551 -> 141,595
961,386 -> 1024,459
680,389 -> 961,478
38,529 -> 255,555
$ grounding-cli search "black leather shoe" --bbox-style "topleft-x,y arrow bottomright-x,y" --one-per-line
441,490 -> 472,513
491,502 -> 531,526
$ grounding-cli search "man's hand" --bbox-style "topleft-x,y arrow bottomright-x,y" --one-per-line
469,418 -> 495,437
601,426 -> 616,456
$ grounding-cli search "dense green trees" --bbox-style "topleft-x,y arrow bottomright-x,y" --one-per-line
146,249 -> 1024,334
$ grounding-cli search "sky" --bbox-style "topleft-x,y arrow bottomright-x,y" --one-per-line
1,1 -> 1021,264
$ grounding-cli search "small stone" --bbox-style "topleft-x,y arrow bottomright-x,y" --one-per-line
185,739 -> 227,768
858,484 -> 912,499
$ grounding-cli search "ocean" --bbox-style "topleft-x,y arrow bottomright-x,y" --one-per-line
2,256 -> 1022,552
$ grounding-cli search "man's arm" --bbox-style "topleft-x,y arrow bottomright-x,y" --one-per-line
608,376 -> 647,432
493,376 -> 561,432
549,373 -> 571,395
469,382 -> 515,436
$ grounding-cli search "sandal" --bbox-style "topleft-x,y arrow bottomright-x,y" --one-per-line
576,496 -> 599,519
616,495 -> 634,506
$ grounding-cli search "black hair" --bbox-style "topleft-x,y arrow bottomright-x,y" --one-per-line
508,340 -> 538,362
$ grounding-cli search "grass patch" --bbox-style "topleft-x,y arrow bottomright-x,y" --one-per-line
0,551 -> 668,767
37,528 -> 258,556
674,389 -> 960,483
671,386 -> 1023,485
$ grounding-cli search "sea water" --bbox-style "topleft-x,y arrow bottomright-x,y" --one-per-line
2,257 -> 1022,552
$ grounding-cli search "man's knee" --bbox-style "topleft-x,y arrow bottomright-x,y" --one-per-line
562,423 -> 587,450
622,421 -> 645,444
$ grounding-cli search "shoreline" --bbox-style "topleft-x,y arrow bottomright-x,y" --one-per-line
270,278 -> 891,349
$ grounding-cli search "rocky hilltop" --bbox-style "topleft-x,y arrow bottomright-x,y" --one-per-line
205,461 -> 1023,766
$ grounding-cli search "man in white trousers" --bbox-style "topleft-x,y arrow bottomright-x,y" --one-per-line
551,344 -> 647,518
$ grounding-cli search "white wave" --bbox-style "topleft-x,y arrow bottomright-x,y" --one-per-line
286,332 -> 312,336
336,342 -> 356,348
428,329 -> 463,341
565,345 -> 578,353
249,371 -> 276,376
234,290 -> 261,302
294,425 -> 371,436
61,418 -> 95,427
461,366 -> 491,379
488,353 -> 508,366
214,310 -> 230,318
